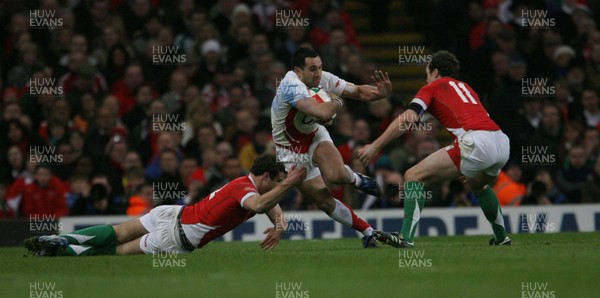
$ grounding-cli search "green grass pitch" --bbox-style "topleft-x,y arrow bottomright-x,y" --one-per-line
1,232 -> 599,297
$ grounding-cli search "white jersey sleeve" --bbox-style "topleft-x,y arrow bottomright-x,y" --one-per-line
319,71 -> 348,96
279,71 -> 310,107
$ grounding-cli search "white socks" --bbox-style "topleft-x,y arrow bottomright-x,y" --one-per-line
329,199 -> 372,236
344,165 -> 362,187
330,199 -> 353,227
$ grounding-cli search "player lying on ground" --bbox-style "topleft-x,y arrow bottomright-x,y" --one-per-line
25,154 -> 307,256
358,51 -> 512,248
272,47 -> 393,248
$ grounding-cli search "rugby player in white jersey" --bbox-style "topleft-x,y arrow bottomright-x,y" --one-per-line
272,47 -> 392,248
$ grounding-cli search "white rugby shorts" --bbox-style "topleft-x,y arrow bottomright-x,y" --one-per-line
139,205 -> 190,254
445,130 -> 510,178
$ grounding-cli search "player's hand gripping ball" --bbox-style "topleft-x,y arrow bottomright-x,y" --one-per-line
308,87 -> 336,126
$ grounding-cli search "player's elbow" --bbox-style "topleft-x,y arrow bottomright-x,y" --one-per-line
253,203 -> 268,214
314,108 -> 336,123
315,113 -> 334,124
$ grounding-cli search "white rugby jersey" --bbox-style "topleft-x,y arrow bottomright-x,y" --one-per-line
271,71 -> 347,153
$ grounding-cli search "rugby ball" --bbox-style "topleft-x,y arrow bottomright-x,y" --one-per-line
308,87 -> 332,103
308,87 -> 336,124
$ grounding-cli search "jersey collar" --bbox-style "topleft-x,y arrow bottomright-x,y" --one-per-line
248,174 -> 258,189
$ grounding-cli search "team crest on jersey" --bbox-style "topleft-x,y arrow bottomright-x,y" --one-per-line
293,112 -> 317,132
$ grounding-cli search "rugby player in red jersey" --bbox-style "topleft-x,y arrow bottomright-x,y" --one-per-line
358,51 -> 512,247
25,155 -> 307,256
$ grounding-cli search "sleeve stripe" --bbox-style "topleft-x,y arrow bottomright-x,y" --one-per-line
411,98 -> 428,110
240,192 -> 257,208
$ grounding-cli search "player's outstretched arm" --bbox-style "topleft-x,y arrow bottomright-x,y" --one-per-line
266,204 -> 287,232
242,166 -> 307,214
358,109 -> 419,165
261,205 -> 286,251
342,70 -> 391,102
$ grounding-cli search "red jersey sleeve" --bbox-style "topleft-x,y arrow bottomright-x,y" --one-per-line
227,178 -> 258,208
413,83 -> 435,110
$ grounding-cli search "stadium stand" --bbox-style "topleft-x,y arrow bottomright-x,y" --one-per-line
1,0 -> 599,221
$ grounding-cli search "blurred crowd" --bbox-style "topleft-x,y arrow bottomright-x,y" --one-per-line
0,0 -> 599,220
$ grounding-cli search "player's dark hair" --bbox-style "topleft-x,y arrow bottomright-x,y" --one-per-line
291,47 -> 319,69
250,154 -> 285,179
428,51 -> 460,78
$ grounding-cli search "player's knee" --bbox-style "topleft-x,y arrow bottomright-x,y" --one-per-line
469,174 -> 496,193
472,184 -> 486,194
313,193 -> 335,213
323,167 -> 350,184
112,224 -> 127,243
316,200 -> 335,213
404,168 -> 424,184
471,180 -> 492,194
